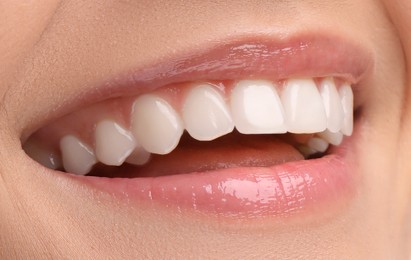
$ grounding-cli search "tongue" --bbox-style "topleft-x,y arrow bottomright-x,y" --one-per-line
90,132 -> 304,178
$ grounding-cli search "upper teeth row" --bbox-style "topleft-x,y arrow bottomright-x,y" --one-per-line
57,77 -> 353,175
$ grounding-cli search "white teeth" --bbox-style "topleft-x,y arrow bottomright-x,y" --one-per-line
125,146 -> 151,165
183,84 -> 234,141
318,130 -> 344,146
231,80 -> 287,134
281,78 -> 327,133
60,135 -> 97,175
297,145 -> 318,158
23,141 -> 62,170
307,137 -> 329,153
320,78 -> 344,133
51,77 -> 353,173
339,83 -> 354,136
131,95 -> 184,155
95,120 -> 136,166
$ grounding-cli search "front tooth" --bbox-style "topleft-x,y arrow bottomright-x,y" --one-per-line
125,146 -> 151,166
320,78 -> 344,133
307,137 -> 329,153
318,130 -> 343,146
131,95 -> 183,155
183,84 -> 234,141
95,120 -> 136,166
339,83 -> 354,136
60,135 -> 97,175
230,80 -> 287,134
281,78 -> 327,133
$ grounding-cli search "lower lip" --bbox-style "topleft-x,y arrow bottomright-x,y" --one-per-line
70,141 -> 356,219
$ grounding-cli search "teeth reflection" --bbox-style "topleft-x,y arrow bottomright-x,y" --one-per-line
183,84 -> 234,141
339,83 -> 354,136
131,95 -> 184,155
320,77 -> 344,133
95,120 -> 136,166
60,135 -> 97,175
297,145 -> 318,158
307,137 -> 329,153
281,78 -> 327,134
231,80 -> 287,134
125,147 -> 151,166
318,130 -> 344,146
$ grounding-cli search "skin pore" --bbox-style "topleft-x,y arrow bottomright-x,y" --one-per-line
1,1 -> 411,259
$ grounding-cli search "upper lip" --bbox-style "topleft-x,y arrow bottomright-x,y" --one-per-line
21,31 -> 373,141
111,33 -> 372,95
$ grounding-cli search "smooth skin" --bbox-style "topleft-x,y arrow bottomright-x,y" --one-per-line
0,1 -> 411,259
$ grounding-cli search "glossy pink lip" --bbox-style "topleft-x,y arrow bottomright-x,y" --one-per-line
57,33 -> 370,220
81,33 -> 371,105
79,149 -> 354,219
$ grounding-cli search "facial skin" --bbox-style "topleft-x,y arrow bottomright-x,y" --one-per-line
0,0 -> 410,259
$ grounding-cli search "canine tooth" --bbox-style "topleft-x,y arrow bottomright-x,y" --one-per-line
231,80 -> 287,134
318,130 -> 343,146
23,141 -> 62,170
60,135 -> 97,175
125,147 -> 151,165
320,78 -> 344,133
339,83 -> 354,136
307,137 -> 329,153
131,95 -> 183,155
95,120 -> 136,166
183,84 -> 234,141
281,78 -> 327,133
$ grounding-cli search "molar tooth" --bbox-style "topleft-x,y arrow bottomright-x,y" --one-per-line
281,78 -> 327,134
60,135 -> 97,175
339,83 -> 354,136
131,95 -> 183,155
320,77 -> 344,133
183,84 -> 234,141
317,130 -> 343,146
125,147 -> 151,166
297,145 -> 318,158
95,120 -> 136,166
307,137 -> 329,153
23,141 -> 62,170
231,80 -> 287,134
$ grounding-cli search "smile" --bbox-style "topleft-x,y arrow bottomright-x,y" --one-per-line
23,33 -> 372,219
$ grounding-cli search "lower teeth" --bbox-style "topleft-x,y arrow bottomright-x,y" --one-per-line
25,130 -> 336,178
88,131 -> 322,178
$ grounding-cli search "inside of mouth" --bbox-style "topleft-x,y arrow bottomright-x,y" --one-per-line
88,131 -> 316,178
22,77 -> 353,178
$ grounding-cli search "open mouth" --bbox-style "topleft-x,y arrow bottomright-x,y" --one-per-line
22,34 -> 371,219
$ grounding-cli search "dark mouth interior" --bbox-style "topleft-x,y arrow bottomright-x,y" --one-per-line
86,130 -> 326,178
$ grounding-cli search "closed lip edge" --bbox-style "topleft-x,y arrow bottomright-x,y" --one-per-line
20,31 -> 373,141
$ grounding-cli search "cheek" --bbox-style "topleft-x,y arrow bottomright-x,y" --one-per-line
377,0 -> 411,251
0,0 -> 60,95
